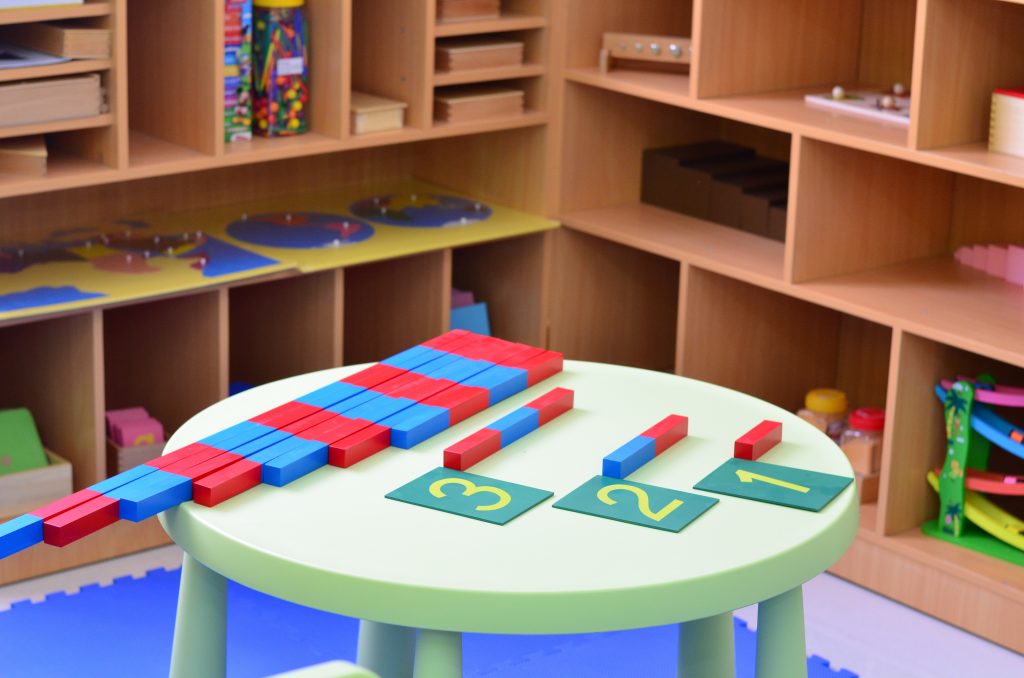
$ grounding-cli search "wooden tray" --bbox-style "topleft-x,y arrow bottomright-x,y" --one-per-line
0,448 -> 72,519
434,86 -> 524,124
350,91 -> 407,135
436,39 -> 524,72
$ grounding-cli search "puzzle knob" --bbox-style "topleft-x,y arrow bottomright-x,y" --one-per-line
892,82 -> 906,96
831,85 -> 845,100
669,43 -> 682,58
633,41 -> 643,53
880,95 -> 896,110
649,42 -> 661,55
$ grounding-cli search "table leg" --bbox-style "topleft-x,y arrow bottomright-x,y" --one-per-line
170,553 -> 227,678
357,620 -> 416,678
677,611 -> 735,678
756,585 -> 807,678
413,629 -> 462,678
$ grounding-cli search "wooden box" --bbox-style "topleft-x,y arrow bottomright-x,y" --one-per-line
0,449 -> 72,518
710,164 -> 789,229
437,0 -> 501,21
350,91 -> 407,135
738,186 -> 788,237
436,39 -> 524,72
107,438 -> 165,474
641,142 -> 755,215
434,87 -> 524,124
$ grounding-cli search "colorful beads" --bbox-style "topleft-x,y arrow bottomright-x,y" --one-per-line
253,4 -> 308,137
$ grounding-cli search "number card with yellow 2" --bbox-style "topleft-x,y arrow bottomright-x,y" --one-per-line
386,467 -> 553,525
554,476 -> 717,532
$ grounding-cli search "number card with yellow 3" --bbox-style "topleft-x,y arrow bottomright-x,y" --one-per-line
554,476 -> 717,532
386,467 -> 553,525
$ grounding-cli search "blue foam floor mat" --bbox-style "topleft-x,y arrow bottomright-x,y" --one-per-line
0,567 -> 857,677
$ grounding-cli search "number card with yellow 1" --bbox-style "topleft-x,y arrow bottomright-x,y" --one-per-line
553,476 -> 718,532
386,467 -> 553,525
694,458 -> 852,511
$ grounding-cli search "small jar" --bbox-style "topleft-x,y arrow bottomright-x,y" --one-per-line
798,388 -> 848,441
253,0 -> 309,137
839,407 -> 885,476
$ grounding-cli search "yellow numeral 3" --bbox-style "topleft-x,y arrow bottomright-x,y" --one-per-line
429,477 -> 511,511
598,484 -> 682,522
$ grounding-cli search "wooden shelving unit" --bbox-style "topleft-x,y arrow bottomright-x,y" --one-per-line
1,0 -> 1021,657
551,0 -> 1024,654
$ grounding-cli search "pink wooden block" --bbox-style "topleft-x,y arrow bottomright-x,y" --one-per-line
451,288 -> 475,309
105,407 -> 149,436
112,417 -> 165,447
1007,245 -> 1024,286
987,245 -> 1008,279
970,245 -> 988,271
953,246 -> 971,265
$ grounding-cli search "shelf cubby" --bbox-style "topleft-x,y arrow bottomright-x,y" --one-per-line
680,267 -> 892,422
343,250 -> 449,365
550,227 -> 679,373
229,271 -> 344,387
0,311 -> 103,488
434,0 -> 548,38
103,291 -> 227,443
451,232 -> 547,346
914,0 -> 1024,153
0,0 -> 111,26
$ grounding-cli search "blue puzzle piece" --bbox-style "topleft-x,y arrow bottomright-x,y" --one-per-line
602,436 -> 656,479
261,440 -> 328,487
295,381 -> 365,409
490,407 -> 540,447
381,345 -> 448,370
463,365 -> 528,405
108,470 -> 192,522
381,402 -> 450,449
232,429 -> 293,459
344,395 -> 416,423
0,514 -> 43,559
89,464 -> 159,494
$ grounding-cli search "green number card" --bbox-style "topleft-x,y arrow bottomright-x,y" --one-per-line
553,475 -> 718,533
386,467 -> 553,525
694,458 -> 853,512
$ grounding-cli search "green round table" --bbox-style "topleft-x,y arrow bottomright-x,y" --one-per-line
161,361 -> 858,678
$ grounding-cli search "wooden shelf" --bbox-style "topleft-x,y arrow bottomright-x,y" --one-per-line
0,113 -> 111,140
434,14 -> 546,38
800,258 -> 1024,370
922,142 -> 1024,191
565,66 -> 692,108
0,0 -> 110,26
433,63 -> 545,87
561,203 -> 785,288
0,59 -> 111,84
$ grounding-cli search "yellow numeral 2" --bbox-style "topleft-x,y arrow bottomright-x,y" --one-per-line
429,477 -> 511,511
597,484 -> 683,522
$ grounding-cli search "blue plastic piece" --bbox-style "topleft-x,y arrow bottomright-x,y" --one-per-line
232,429 -> 293,459
382,403 -> 450,449
228,381 -> 253,396
490,407 -> 540,447
602,436 -> 657,479
108,470 -> 192,522
344,396 -> 416,423
934,384 -> 1024,461
0,514 -> 43,559
463,365 -> 529,405
261,440 -> 328,486
381,345 -> 448,370
89,464 -> 159,494
295,381 -> 366,409
450,302 -> 491,336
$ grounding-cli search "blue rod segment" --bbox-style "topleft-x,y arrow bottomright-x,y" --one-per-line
345,396 -> 416,423
381,346 -> 448,370
381,403 -> 450,449
233,429 -> 293,459
462,365 -> 528,405
602,436 -> 657,479
108,470 -> 192,522
490,407 -> 540,448
427,356 -> 492,383
0,514 -> 43,559
89,464 -> 159,495
296,381 -> 366,409
247,437 -> 308,467
261,440 -> 328,487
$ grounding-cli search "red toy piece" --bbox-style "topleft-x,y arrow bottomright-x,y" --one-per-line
29,488 -> 104,520
524,387 -> 575,426
192,458 -> 262,507
641,414 -> 689,454
250,401 -> 323,428
444,428 -> 502,470
734,420 -> 782,460
515,350 -> 564,385
161,445 -> 228,476
43,494 -> 119,546
422,384 -> 489,425
342,363 -> 408,388
173,451 -> 246,481
328,423 -> 391,467
146,442 -> 223,470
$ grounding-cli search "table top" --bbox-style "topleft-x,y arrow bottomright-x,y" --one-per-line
161,361 -> 858,634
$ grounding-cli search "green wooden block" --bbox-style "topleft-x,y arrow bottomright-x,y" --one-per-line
386,467 -> 552,525
694,457 -> 852,512
0,408 -> 48,476
553,475 -> 718,533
